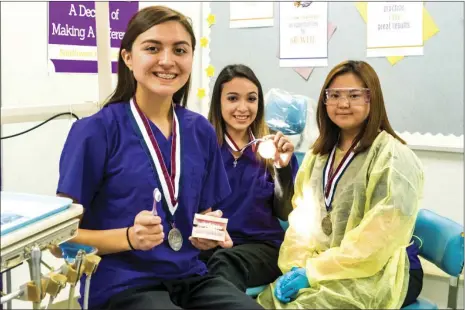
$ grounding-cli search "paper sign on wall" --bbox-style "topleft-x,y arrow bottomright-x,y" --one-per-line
48,1 -> 138,74
229,2 -> 274,28
279,2 -> 328,68
366,2 -> 424,58
292,22 -> 337,80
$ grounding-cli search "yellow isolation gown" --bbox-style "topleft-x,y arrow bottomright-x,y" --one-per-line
257,131 -> 424,309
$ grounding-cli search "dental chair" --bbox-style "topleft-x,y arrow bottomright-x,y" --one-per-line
246,208 -> 464,310
403,209 -> 464,309
264,88 -> 318,152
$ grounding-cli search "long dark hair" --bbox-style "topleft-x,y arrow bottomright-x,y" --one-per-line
312,60 -> 405,155
105,6 -> 196,107
208,64 -> 275,177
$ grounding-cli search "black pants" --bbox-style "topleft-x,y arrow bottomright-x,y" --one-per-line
199,242 -> 282,292
402,269 -> 424,308
101,274 -> 263,309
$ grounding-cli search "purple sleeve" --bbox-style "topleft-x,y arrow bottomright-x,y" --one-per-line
57,117 -> 107,209
198,127 -> 231,212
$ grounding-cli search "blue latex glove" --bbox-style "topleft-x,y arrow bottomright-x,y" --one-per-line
59,242 -> 96,264
274,267 -> 309,303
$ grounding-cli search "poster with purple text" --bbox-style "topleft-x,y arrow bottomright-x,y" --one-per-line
48,1 -> 138,74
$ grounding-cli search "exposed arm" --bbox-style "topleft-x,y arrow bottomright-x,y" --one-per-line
73,228 -> 130,255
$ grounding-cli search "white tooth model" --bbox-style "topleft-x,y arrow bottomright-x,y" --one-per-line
192,213 -> 228,242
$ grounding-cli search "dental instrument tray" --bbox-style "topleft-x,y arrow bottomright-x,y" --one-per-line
1,192 -> 72,236
1,192 -> 83,272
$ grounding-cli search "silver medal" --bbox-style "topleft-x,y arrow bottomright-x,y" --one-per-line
168,227 -> 183,251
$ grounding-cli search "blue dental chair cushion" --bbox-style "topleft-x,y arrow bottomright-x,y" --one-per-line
246,285 -> 267,297
402,298 -> 438,310
265,95 -> 307,135
414,209 -> 464,276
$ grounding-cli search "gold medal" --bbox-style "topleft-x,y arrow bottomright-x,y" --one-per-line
321,215 -> 332,236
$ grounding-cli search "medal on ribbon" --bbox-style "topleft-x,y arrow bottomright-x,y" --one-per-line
129,98 -> 183,251
224,129 -> 257,167
321,141 -> 358,236
224,129 -> 277,166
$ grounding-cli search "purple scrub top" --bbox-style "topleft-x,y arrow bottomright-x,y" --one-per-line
57,102 -> 231,308
216,144 -> 298,248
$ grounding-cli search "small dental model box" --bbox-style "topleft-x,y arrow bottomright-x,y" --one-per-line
192,213 -> 228,242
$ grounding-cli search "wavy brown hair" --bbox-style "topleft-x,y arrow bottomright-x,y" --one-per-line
312,60 -> 405,155
105,6 -> 196,107
208,64 -> 275,177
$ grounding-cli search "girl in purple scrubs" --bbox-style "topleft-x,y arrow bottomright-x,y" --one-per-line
55,7 -> 263,310
196,64 -> 299,292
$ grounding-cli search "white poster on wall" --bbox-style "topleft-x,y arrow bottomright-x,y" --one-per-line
366,2 -> 424,57
279,2 -> 328,67
229,2 -> 274,28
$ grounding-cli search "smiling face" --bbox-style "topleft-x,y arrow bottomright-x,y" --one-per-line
121,20 -> 193,100
325,73 -> 371,133
220,77 -> 259,135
